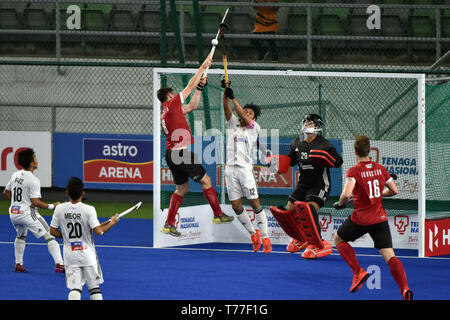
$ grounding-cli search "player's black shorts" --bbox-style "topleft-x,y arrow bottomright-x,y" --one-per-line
165,148 -> 206,185
337,217 -> 393,250
288,183 -> 329,208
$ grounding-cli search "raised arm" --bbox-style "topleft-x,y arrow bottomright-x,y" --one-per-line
181,57 -> 212,102
182,77 -> 206,115
223,84 -> 253,126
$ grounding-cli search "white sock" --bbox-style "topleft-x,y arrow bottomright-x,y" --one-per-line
89,287 -> 103,300
14,237 -> 26,265
236,210 -> 256,235
68,290 -> 81,300
46,237 -> 63,265
255,208 -> 269,238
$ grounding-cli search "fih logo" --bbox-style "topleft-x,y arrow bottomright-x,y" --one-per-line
320,214 -> 332,232
394,215 -> 409,235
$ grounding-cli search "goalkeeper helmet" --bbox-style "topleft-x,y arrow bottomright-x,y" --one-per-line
302,114 -> 323,135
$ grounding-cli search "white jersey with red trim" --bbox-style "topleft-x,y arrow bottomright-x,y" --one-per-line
5,170 -> 41,217
225,114 -> 260,170
50,202 -> 101,267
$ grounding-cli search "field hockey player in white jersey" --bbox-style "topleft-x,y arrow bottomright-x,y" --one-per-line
222,78 -> 272,253
50,177 -> 120,300
3,148 -> 64,273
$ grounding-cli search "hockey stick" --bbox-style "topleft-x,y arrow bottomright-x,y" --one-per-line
202,8 -> 230,78
108,201 -> 142,222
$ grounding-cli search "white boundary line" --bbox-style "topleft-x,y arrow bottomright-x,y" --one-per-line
1,241 -> 448,261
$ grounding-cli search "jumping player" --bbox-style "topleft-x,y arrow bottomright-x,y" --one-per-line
3,148 -> 64,273
157,56 -> 233,237
283,114 -> 343,258
333,135 -> 413,300
50,177 -> 120,300
222,80 -> 272,253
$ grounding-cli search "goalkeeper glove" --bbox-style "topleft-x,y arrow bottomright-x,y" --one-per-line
224,87 -> 234,99
333,201 -> 346,210
221,78 -> 231,89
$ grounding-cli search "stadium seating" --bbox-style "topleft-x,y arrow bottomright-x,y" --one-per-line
0,8 -> 21,29
139,10 -> 161,32
110,9 -> 137,31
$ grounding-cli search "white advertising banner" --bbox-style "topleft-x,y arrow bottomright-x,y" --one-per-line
0,131 -> 52,187
155,205 -> 418,250
154,205 -> 214,248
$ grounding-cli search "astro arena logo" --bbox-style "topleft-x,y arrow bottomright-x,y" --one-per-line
83,139 -> 153,184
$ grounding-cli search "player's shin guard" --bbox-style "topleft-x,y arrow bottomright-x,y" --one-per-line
236,208 -> 256,235
167,193 -> 183,226
388,257 -> 410,292
14,236 -> 26,265
254,207 -> 268,238
46,237 -> 63,265
336,241 -> 361,274
203,187 -> 222,217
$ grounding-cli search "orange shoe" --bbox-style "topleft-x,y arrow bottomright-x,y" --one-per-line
350,268 -> 369,293
262,237 -> 272,253
251,229 -> 261,252
301,240 -> 333,259
286,238 -> 308,253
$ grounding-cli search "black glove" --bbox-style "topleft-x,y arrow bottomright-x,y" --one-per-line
224,87 -> 234,99
333,201 -> 346,210
221,78 -> 231,89
196,79 -> 207,91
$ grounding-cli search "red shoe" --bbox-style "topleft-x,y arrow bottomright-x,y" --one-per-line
14,263 -> 26,273
286,238 -> 308,253
301,240 -> 333,259
251,230 -> 262,252
402,288 -> 413,300
55,263 -> 65,273
262,237 -> 272,253
350,268 -> 369,293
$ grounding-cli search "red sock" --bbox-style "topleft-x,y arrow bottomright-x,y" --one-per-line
203,187 -> 222,217
166,193 -> 183,226
388,257 -> 409,291
336,242 -> 361,274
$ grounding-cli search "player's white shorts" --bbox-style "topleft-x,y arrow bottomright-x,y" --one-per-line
225,165 -> 258,201
65,264 -> 104,290
10,210 -> 50,239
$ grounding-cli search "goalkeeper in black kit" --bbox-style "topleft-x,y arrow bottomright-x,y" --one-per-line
277,114 -> 343,259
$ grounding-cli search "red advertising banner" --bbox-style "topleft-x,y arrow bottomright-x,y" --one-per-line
425,218 -> 450,257
217,165 -> 293,189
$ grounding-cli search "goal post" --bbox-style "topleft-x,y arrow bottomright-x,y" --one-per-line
152,68 -> 431,256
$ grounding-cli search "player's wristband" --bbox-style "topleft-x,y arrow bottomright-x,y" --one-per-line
196,86 -> 203,91
48,204 -> 54,210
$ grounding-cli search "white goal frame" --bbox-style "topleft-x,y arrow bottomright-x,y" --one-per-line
152,68 -> 426,257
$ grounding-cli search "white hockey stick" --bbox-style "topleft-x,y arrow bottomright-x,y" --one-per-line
108,201 -> 142,222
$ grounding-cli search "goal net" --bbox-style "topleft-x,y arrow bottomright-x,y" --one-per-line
152,68 -> 441,257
